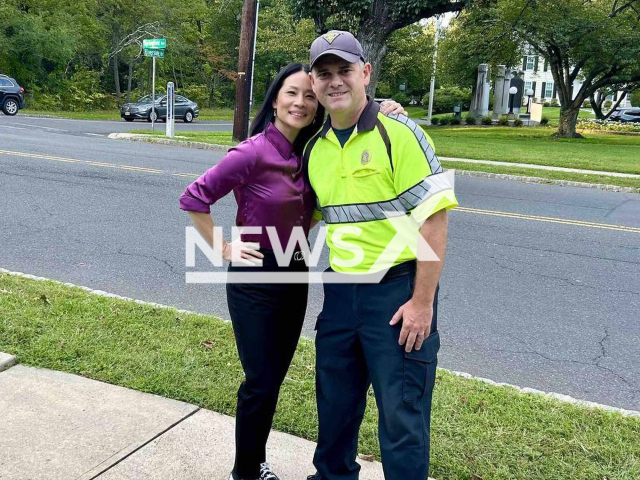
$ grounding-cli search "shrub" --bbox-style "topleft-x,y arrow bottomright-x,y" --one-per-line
393,92 -> 409,105
481,115 -> 493,125
604,100 -> 613,109
498,115 -> 509,126
439,116 -> 452,126
465,114 -> 477,125
550,98 -> 559,107
180,85 -> 209,107
430,117 -> 440,125
632,89 -> 640,107
540,116 -> 550,126
421,86 -> 472,114
582,100 -> 592,109
513,118 -> 523,127
450,116 -> 462,125
543,101 -> 550,107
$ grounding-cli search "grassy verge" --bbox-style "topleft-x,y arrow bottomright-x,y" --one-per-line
427,126 -> 640,175
129,129 -> 237,146
21,108 -> 257,122
1,273 -> 639,479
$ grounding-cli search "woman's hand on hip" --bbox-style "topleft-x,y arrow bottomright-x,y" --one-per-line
223,238 -> 264,266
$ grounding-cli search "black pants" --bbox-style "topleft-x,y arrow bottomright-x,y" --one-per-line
226,250 -> 308,479
313,261 -> 440,480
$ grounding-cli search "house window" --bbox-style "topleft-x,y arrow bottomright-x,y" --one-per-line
525,81 -> 532,92
526,56 -> 536,71
545,82 -> 554,98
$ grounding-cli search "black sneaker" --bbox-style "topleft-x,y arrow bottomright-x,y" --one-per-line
259,462 -> 280,480
306,473 -> 321,480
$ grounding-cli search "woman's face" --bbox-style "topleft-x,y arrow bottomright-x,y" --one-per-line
272,70 -> 318,138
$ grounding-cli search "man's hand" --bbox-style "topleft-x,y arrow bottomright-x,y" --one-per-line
380,99 -> 408,117
389,299 -> 433,352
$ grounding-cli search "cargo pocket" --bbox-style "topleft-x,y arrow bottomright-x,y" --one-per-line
402,331 -> 440,403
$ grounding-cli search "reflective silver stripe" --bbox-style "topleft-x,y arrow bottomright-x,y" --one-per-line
320,172 -> 452,224
385,113 -> 443,174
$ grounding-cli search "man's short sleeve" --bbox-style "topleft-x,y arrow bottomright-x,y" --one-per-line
179,141 -> 257,213
387,115 -> 458,223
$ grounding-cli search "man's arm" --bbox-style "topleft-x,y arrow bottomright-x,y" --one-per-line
389,209 -> 448,352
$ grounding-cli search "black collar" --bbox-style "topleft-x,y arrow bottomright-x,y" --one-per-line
321,97 -> 379,138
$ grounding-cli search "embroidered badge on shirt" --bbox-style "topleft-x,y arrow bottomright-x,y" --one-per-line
322,31 -> 341,44
360,150 -> 371,165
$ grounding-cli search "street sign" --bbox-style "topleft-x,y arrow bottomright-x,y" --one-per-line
144,48 -> 164,58
143,38 -> 166,49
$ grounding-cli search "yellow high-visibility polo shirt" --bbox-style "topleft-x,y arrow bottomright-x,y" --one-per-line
305,98 -> 457,273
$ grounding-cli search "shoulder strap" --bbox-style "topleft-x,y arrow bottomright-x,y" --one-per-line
375,118 -> 393,173
302,132 -> 322,184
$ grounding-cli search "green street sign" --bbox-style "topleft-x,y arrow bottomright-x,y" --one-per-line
143,38 -> 166,49
144,48 -> 164,58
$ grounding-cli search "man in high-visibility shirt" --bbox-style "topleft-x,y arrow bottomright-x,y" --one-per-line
304,31 -> 458,480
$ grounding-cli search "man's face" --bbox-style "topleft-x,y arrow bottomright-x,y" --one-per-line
310,56 -> 371,114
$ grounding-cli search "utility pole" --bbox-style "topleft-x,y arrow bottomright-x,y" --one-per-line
233,0 -> 259,142
426,15 -> 442,126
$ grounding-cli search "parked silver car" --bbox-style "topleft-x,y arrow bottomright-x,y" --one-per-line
609,107 -> 640,123
120,94 -> 199,123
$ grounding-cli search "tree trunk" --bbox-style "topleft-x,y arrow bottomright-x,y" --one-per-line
554,106 -> 583,138
360,32 -> 390,98
590,92 -> 605,119
358,1 -> 392,98
126,58 -> 133,103
113,53 -> 121,106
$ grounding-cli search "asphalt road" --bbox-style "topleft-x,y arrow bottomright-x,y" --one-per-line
1,114 -> 639,411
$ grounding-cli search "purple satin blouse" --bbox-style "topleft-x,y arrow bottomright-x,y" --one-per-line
179,123 -> 315,250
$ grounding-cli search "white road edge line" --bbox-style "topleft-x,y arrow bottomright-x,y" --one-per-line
1,266 -> 638,419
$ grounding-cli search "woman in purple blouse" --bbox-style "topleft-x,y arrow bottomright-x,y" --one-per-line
179,63 -> 403,480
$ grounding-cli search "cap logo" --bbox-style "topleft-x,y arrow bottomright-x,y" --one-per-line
361,150 -> 371,165
322,31 -> 341,44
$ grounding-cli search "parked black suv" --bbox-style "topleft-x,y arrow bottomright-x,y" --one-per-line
0,75 -> 26,116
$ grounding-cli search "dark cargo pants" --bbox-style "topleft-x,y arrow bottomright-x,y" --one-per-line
313,261 -> 440,480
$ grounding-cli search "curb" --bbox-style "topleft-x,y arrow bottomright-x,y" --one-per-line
2,267 -> 639,418
0,352 -> 17,372
451,169 -> 640,194
108,133 -> 231,152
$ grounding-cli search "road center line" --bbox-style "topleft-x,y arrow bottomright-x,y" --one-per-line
1,148 -> 638,233
456,207 -> 640,233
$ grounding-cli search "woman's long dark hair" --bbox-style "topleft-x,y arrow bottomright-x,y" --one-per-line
250,63 -> 325,155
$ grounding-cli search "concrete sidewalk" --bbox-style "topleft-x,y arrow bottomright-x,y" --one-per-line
0,355 -> 389,480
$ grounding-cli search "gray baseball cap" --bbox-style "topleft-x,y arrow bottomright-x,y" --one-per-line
309,30 -> 365,68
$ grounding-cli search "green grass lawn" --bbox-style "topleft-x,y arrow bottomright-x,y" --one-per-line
427,126 -> 640,176
1,273 -> 639,479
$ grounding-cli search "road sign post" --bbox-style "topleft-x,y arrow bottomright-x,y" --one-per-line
143,39 -> 166,132
166,82 -> 175,138
152,56 -> 156,131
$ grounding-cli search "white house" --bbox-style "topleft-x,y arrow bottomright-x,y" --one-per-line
520,54 -> 632,108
